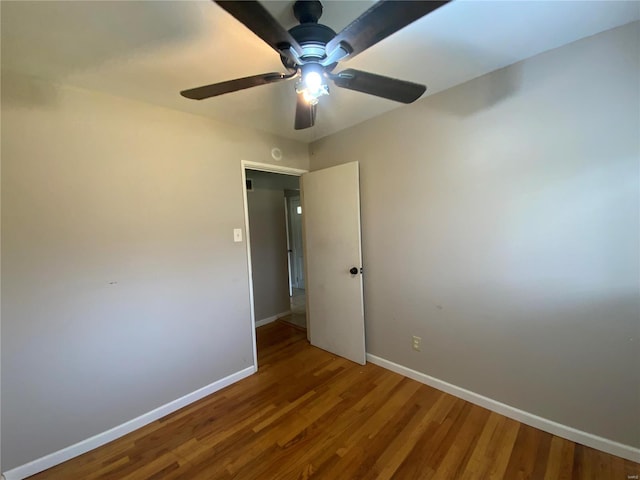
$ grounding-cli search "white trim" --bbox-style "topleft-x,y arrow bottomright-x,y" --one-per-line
366,354 -> 640,463
2,366 -> 256,480
255,311 -> 291,328
240,160 -> 307,372
241,160 -> 307,176
240,165 -> 258,370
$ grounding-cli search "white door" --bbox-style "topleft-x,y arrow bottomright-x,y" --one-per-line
301,162 -> 365,365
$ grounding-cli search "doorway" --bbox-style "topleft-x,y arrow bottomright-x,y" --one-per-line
242,160 -> 366,369
241,162 -> 307,367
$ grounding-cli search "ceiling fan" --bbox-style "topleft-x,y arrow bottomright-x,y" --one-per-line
181,0 -> 449,130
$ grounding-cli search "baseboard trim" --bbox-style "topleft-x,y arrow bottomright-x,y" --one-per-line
255,310 -> 291,328
366,353 -> 640,463
2,365 -> 256,480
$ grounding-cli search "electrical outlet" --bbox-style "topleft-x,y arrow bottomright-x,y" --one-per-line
412,335 -> 421,352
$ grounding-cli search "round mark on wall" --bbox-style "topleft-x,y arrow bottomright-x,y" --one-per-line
271,148 -> 283,161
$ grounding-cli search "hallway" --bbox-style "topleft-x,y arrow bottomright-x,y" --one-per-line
282,287 -> 306,329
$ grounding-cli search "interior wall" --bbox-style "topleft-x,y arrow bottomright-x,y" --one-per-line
0,72 -> 308,470
310,22 -> 640,448
247,170 -> 300,191
247,189 -> 289,321
247,186 -> 290,322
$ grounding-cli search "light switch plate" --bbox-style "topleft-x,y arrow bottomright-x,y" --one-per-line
233,228 -> 243,243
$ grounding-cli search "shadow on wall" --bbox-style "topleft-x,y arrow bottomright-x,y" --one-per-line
1,1 -> 206,106
426,63 -> 524,117
1,72 -> 62,109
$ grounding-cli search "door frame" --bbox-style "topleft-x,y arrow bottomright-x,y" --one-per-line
241,160 -> 308,369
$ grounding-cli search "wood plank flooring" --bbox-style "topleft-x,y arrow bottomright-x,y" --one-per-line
29,320 -> 639,479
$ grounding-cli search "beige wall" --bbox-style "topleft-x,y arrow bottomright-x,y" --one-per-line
310,23 -> 640,448
247,186 -> 290,321
0,72 -> 308,469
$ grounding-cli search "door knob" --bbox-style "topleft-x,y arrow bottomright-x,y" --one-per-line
350,267 -> 359,275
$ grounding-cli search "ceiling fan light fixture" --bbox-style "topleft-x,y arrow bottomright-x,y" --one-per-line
296,63 -> 329,105
304,71 -> 323,91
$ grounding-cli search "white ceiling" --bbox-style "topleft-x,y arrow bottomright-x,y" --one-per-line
2,1 -> 638,143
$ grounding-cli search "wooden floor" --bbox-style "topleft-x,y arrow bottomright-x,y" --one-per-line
30,320 -> 639,479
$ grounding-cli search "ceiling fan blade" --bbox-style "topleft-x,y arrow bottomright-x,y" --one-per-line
325,0 -> 449,61
214,1 -> 303,58
181,72 -> 295,100
330,69 -> 426,103
295,93 -> 317,130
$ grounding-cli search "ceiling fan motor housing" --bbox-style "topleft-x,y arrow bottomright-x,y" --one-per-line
281,23 -> 337,70
281,1 -> 337,70
293,0 -> 323,24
